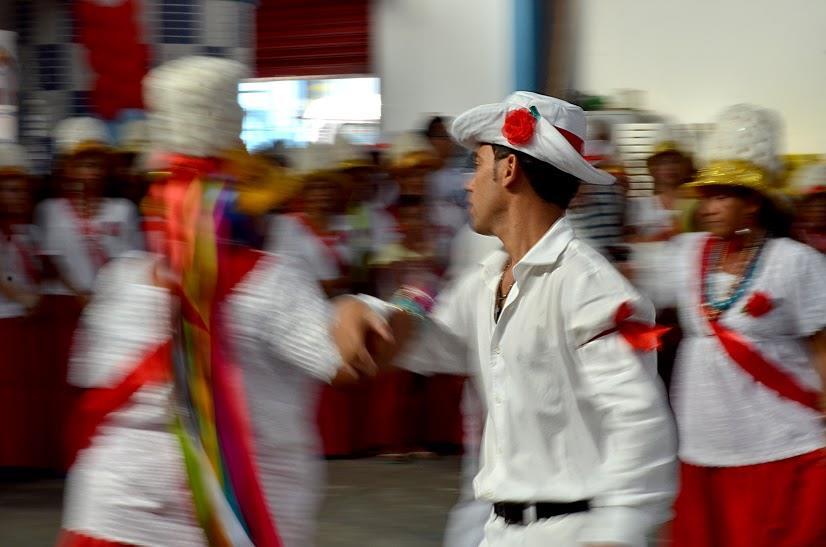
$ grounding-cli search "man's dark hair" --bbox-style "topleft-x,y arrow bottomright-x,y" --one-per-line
490,144 -> 581,209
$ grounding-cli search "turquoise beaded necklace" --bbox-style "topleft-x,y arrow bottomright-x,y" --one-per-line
702,235 -> 767,321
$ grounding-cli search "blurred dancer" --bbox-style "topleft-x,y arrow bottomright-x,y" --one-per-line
424,116 -> 472,267
341,92 -> 676,546
788,162 -> 826,253
36,117 -> 141,470
626,142 -> 694,391
267,143 -> 351,297
58,56 -> 385,547
441,224 -> 500,547
626,142 -> 693,243
636,106 -> 826,546
37,116 -> 142,301
0,143 -> 43,468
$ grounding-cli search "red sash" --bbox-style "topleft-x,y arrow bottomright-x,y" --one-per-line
699,236 -> 822,412
67,341 -> 172,466
615,302 -> 671,352
64,200 -> 109,271
211,246 -> 282,546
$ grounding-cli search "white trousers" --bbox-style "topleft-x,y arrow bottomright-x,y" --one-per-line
480,512 -> 590,547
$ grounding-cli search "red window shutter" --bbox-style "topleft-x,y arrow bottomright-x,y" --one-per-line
256,0 -> 370,78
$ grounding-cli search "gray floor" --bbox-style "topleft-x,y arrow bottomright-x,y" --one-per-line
0,457 -> 462,547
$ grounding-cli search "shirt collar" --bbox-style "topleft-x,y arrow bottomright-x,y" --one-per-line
479,217 -> 574,288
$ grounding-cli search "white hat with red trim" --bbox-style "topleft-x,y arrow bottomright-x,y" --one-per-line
450,91 -> 614,186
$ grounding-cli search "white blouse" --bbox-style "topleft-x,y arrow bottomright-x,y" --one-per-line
0,224 -> 40,318
36,198 -> 142,294
63,252 -> 205,546
646,233 -> 826,466
265,214 -> 350,282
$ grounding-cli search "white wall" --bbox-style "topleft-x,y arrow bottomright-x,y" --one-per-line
372,0 -> 513,134
575,0 -> 826,153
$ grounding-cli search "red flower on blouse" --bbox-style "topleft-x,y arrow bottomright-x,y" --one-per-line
502,108 -> 537,146
743,292 -> 774,317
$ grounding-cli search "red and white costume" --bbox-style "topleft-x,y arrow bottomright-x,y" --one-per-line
36,197 -> 141,295
644,233 -> 826,546
0,222 -> 43,467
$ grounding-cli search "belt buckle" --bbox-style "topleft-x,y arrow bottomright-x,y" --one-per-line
522,504 -> 537,524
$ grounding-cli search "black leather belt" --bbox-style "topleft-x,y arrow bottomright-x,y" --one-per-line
493,500 -> 590,525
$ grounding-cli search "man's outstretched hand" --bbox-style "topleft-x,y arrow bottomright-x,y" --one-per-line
331,297 -> 395,384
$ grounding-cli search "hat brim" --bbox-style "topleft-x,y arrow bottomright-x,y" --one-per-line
450,103 -> 614,186
0,167 -> 29,177
64,142 -> 111,157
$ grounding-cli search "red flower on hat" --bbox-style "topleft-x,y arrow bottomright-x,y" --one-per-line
743,292 -> 773,318
502,108 -> 537,146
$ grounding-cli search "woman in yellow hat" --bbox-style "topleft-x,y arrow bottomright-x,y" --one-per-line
642,159 -> 826,546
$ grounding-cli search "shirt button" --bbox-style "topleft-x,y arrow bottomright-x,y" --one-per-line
494,347 -> 501,355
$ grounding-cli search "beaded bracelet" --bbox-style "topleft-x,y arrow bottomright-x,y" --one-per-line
390,284 -> 436,320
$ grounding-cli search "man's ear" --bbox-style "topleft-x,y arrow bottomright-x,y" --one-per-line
500,153 -> 519,189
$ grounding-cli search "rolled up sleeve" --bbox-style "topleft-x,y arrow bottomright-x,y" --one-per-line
566,269 -> 678,546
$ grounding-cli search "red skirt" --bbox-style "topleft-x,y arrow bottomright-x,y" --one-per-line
363,371 -> 464,455
35,295 -> 85,471
672,451 -> 826,547
316,383 -> 359,457
0,316 -> 42,467
57,530 -> 133,547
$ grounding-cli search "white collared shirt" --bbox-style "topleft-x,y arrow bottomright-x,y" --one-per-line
361,217 -> 676,546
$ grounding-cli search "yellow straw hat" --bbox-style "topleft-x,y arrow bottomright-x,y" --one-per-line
224,148 -> 304,216
386,132 -> 441,172
682,159 -> 774,199
0,143 -> 31,177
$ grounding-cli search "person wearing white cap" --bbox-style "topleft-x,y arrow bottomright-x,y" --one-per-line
338,91 -> 677,546
33,118 -> 143,471
36,116 -> 142,302
0,143 -> 45,469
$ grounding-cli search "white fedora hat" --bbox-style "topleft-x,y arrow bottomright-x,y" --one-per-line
450,91 -> 614,186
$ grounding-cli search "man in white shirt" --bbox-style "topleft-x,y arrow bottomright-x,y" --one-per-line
339,92 -> 677,546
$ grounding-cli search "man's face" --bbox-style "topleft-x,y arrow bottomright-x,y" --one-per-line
466,145 -> 504,235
